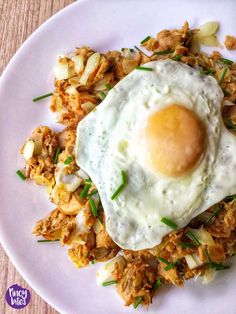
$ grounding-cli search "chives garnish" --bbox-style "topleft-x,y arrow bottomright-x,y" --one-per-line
222,88 -> 230,97
160,217 -> 177,229
134,45 -> 148,57
171,54 -> 183,61
89,198 -> 98,217
220,57 -> 234,65
205,249 -> 229,271
33,92 -> 53,102
140,35 -> 151,44
225,119 -> 236,131
152,278 -> 162,290
64,156 -> 73,165
130,48 -> 135,52
121,48 -> 125,51
135,66 -> 153,71
99,91 -> 106,100
154,49 -> 174,55
54,147 -> 62,164
204,204 -> 222,224
157,257 -> 176,271
180,241 -> 196,249
16,170 -> 26,181
102,280 -> 117,287
80,183 -> 91,198
219,67 -> 228,84
91,259 -> 96,264
111,170 -> 127,200
105,83 -> 112,91
87,189 -> 98,197
133,296 -> 142,309
225,194 -> 236,202
200,68 -> 215,75
85,178 -> 92,183
185,230 -> 201,246
37,239 -> 60,243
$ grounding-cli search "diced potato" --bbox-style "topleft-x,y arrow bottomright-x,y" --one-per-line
201,268 -> 216,285
23,140 -> 35,160
81,101 -> 96,113
188,228 -> 214,245
96,255 -> 126,285
54,58 -> 70,80
198,21 -> 219,38
76,169 -> 89,180
185,253 -> 205,269
93,220 -> 103,234
79,52 -> 101,85
199,35 -> 220,47
74,55 -> 84,75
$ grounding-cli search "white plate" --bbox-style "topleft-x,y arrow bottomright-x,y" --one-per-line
0,0 -> 236,313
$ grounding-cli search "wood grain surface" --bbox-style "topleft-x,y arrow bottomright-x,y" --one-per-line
0,1 -> 73,313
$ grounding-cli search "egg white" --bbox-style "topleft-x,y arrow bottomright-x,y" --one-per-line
76,60 -> 236,250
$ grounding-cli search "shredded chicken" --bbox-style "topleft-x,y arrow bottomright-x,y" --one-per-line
224,35 -> 236,50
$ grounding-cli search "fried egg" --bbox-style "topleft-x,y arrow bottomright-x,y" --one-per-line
75,60 -> 236,250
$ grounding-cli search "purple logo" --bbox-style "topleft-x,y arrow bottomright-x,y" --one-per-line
5,284 -> 31,309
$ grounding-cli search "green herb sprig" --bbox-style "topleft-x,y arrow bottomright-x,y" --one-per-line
33,92 -> 53,102
204,204 -> 222,225
16,170 -> 26,181
160,217 -> 177,229
111,170 -> 127,200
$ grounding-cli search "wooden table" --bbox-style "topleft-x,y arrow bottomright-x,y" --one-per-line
0,1 -> 73,313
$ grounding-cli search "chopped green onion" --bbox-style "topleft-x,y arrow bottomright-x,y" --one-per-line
87,189 -> 98,197
220,57 -> 234,65
64,156 -> 73,165
160,217 -> 177,229
102,280 -> 117,287
33,92 -> 53,102
111,170 -> 127,200
80,183 -> 91,198
154,49 -> 174,55
37,239 -> 60,243
85,178 -> 92,183
121,48 -> 125,51
130,48 -> 135,52
205,249 -> 229,271
134,45 -> 148,57
204,204 -> 222,224
135,66 -> 153,71
105,83 -> 112,91
225,119 -> 236,131
225,194 -> 236,202
200,68 -> 215,75
171,54 -> 183,61
185,230 -> 201,246
89,198 -> 98,217
219,67 -> 228,84
99,91 -> 106,100
222,88 -> 230,97
91,259 -> 96,264
140,35 -> 151,44
16,170 -> 26,181
152,278 -> 162,290
157,257 -> 176,271
133,296 -> 143,309
180,241 -> 196,249
54,147 -> 62,164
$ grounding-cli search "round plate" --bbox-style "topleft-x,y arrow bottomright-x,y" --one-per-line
0,0 -> 235,313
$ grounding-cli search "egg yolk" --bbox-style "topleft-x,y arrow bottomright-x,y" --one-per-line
145,104 -> 206,177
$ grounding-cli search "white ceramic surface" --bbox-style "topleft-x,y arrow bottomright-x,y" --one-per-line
0,1 -> 236,313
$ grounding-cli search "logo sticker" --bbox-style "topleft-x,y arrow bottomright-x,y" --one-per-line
5,284 -> 31,309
